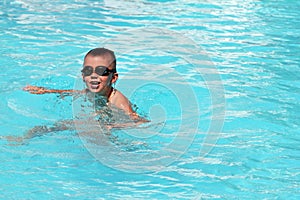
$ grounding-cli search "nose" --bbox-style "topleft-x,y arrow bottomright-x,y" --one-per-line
91,74 -> 98,79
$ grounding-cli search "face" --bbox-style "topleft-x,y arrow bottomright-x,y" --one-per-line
82,55 -> 117,94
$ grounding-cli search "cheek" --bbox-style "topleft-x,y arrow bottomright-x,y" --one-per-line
100,76 -> 109,83
83,76 -> 88,82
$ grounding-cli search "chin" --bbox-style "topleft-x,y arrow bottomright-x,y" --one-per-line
88,88 -> 100,93
87,86 -> 105,94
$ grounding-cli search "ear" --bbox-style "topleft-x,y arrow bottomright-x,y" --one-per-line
111,73 -> 118,84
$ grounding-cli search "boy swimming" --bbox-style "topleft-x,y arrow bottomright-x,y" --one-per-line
7,48 -> 148,143
25,47 -> 144,121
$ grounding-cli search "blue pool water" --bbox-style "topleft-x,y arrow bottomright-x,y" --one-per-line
1,0 -> 299,199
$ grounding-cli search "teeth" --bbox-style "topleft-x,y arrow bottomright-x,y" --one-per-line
90,81 -> 100,85
90,81 -> 100,90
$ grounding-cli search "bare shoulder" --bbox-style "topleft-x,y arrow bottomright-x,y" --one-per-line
109,89 -> 134,114
109,88 -> 150,123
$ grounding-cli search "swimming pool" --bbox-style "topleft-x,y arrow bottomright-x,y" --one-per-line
1,0 -> 299,199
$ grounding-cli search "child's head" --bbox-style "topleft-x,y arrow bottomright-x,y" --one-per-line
84,48 -> 117,71
82,48 -> 118,94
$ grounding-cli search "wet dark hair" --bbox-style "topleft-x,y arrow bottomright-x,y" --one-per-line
84,47 -> 117,69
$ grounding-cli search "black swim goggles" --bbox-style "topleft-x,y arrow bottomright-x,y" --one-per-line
81,66 -> 116,76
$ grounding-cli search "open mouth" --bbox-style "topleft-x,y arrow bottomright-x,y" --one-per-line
90,81 -> 101,89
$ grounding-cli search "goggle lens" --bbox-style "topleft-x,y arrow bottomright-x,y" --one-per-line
81,66 -> 115,76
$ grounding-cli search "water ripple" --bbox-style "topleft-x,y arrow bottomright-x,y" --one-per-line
1,0 -> 299,199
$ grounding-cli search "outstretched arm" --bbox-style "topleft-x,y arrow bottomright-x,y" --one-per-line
23,85 -> 82,95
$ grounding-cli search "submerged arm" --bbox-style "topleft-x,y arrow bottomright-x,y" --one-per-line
108,89 -> 150,128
